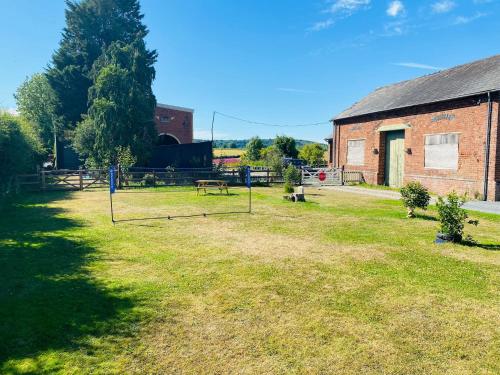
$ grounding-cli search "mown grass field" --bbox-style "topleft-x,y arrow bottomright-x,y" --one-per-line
1,187 -> 499,374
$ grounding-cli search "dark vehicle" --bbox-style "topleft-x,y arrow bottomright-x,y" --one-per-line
282,158 -> 307,168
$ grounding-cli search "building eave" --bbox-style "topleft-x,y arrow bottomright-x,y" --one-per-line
157,103 -> 195,113
332,89 -> 500,124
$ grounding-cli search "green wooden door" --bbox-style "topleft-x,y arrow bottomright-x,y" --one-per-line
385,130 -> 405,187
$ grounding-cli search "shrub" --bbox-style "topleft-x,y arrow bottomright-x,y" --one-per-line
142,173 -> 155,187
400,181 -> 431,218
284,183 -> 294,193
261,146 -> 284,177
283,165 -> 301,193
0,113 -> 44,199
284,165 -> 301,186
213,159 -> 226,178
436,192 -> 478,242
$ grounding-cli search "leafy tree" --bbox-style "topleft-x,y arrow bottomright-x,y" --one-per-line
244,136 -> 264,161
274,135 -> 298,158
0,113 -> 44,196
299,143 -> 325,166
261,145 -> 284,176
14,73 -> 58,153
73,39 -> 157,167
47,0 -> 151,131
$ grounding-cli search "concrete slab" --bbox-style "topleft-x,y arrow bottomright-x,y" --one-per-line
462,201 -> 500,215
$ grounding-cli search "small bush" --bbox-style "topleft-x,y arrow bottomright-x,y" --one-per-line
142,173 -> 155,187
213,159 -> 226,178
284,183 -> 294,193
284,165 -> 301,186
436,191 -> 478,243
400,181 -> 431,218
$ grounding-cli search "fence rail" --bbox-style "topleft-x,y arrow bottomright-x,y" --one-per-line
119,168 -> 283,188
302,168 -> 365,186
16,167 -> 363,191
342,171 -> 365,184
15,174 -> 41,191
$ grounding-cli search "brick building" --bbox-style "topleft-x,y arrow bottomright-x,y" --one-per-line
154,103 -> 194,145
327,55 -> 500,201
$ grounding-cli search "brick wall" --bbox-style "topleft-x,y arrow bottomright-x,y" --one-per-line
332,94 -> 500,201
154,105 -> 193,144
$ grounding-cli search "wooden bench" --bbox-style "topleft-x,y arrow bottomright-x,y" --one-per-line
195,180 -> 229,195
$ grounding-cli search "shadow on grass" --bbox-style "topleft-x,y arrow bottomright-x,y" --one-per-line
414,212 -> 438,222
461,240 -> 500,251
0,192 -> 135,369
202,192 -> 240,196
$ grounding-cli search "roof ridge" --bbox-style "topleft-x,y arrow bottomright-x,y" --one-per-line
373,54 -> 500,93
334,54 -> 500,121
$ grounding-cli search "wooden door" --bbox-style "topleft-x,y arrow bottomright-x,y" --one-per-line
385,130 -> 405,187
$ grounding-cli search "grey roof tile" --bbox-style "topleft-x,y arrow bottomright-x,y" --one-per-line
335,55 -> 500,120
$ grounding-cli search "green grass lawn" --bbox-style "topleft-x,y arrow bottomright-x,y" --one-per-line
1,187 -> 499,374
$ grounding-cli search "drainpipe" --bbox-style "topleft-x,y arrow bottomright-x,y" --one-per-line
336,123 -> 341,168
483,91 -> 493,201
331,120 -> 336,167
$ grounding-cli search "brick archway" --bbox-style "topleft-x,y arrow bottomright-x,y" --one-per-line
158,133 -> 180,146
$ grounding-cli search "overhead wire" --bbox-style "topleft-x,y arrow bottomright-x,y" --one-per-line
213,111 -> 331,128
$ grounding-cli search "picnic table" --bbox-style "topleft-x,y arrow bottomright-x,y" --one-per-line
195,180 -> 229,195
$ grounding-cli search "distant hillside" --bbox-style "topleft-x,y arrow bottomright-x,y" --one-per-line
194,138 -> 325,149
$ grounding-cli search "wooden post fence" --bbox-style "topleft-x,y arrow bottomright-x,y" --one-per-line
79,169 -> 83,190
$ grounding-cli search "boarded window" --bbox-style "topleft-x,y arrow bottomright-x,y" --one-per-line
160,115 -> 173,123
424,133 -> 459,170
347,139 -> 365,166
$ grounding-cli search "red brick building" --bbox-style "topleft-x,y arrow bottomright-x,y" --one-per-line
328,55 -> 500,201
154,103 -> 194,145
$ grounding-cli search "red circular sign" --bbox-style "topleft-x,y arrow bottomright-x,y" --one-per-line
318,171 -> 326,181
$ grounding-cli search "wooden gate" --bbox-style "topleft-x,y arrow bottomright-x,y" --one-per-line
302,168 -> 343,186
41,169 -> 109,190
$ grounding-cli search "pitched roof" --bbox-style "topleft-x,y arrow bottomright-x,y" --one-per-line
335,55 -> 500,121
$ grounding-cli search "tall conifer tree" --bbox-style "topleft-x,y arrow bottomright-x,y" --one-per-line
47,0 -> 157,166
47,0 -> 153,130
73,39 -> 157,166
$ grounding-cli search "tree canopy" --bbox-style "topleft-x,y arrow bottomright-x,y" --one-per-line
244,136 -> 264,161
47,0 -> 152,131
274,135 -> 298,158
0,113 -> 44,195
45,0 -> 157,167
73,39 -> 157,167
14,73 -> 57,153
299,143 -> 326,166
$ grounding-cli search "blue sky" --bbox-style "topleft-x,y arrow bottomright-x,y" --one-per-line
1,0 -> 499,142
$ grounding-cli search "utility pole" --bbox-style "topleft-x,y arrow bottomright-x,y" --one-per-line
211,111 -> 216,145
